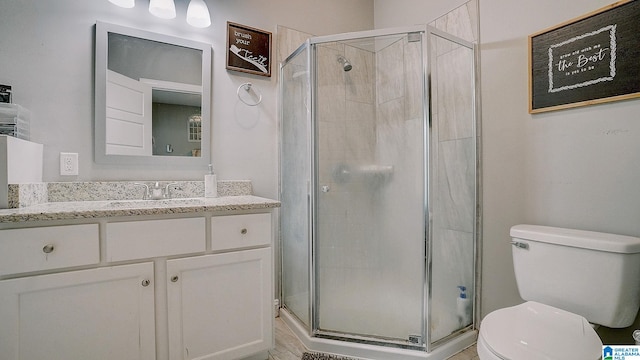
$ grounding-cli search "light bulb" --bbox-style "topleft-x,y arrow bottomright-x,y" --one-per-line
108,0 -> 135,8
187,0 -> 211,28
149,0 -> 176,19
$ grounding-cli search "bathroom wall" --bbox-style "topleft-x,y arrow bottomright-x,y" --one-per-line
0,0 -> 374,199
373,0 -> 469,30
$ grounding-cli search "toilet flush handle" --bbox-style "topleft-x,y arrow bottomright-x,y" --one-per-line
511,241 -> 529,250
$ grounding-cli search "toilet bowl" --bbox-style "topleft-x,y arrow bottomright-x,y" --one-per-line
477,301 -> 601,360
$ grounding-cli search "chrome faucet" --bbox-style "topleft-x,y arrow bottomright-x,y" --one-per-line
164,182 -> 181,199
133,182 -> 181,200
133,182 -> 150,200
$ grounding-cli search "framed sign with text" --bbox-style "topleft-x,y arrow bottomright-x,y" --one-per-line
226,22 -> 272,77
529,0 -> 640,113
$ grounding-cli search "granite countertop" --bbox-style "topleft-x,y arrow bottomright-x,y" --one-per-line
0,195 -> 280,223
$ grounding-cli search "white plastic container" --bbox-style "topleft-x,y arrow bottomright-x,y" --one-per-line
204,164 -> 217,198
0,136 -> 43,208
457,285 -> 471,327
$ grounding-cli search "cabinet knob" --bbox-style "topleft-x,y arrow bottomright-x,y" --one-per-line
171,275 -> 179,282
141,279 -> 151,287
42,244 -> 55,254
240,228 -> 248,235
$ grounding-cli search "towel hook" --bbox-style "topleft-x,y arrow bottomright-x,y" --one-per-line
237,82 -> 262,106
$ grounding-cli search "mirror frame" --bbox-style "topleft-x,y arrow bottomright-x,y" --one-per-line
94,21 -> 212,166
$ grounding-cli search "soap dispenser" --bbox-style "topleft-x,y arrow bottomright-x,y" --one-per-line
204,164 -> 217,198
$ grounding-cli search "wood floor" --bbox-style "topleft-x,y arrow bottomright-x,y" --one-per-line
268,318 -> 479,360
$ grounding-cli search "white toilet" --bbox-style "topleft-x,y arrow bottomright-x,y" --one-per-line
478,224 -> 640,360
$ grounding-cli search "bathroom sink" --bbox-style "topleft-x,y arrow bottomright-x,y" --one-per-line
105,198 -> 206,208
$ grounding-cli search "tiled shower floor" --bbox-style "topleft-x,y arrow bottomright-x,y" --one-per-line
268,318 -> 479,360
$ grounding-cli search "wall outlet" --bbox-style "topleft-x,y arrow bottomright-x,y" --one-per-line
60,152 -> 78,176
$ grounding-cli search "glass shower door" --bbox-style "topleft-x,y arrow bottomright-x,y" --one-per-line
280,44 -> 312,327
313,32 -> 427,345
427,28 -> 477,344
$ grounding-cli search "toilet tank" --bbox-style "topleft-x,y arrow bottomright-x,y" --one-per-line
510,224 -> 640,328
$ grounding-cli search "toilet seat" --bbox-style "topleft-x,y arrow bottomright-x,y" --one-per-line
478,301 -> 602,360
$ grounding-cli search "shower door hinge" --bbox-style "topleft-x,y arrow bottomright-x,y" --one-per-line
408,334 -> 422,344
408,32 -> 421,42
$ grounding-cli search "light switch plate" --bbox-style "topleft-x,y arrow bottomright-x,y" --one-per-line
60,152 -> 78,176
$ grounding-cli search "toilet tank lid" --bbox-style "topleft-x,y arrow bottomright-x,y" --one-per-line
511,225 -> 640,254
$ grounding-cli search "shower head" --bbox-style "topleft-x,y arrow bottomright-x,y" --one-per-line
337,56 -> 352,72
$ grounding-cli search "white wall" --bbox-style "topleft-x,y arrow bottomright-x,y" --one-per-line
0,0 -> 373,199
374,0 -> 469,28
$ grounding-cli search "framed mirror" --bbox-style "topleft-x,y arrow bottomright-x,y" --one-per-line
95,21 -> 212,166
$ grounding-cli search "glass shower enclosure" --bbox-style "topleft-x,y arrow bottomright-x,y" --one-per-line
280,24 -> 478,354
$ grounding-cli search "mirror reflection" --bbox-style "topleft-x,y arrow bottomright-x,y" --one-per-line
95,22 -> 211,166
107,33 -> 202,157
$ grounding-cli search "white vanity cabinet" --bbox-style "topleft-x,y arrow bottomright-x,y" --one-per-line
0,224 -> 151,360
166,213 -> 273,360
0,210 -> 274,360
167,248 -> 272,360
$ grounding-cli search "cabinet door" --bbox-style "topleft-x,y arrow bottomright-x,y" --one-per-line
167,248 -> 272,360
0,263 -> 156,360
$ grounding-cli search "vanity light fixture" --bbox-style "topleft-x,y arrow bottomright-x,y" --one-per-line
108,0 -> 135,8
186,0 -> 211,28
149,0 -> 176,19
108,0 -> 210,28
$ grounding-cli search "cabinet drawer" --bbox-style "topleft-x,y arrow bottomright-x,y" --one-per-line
211,213 -> 271,251
106,217 -> 205,262
0,224 -> 99,276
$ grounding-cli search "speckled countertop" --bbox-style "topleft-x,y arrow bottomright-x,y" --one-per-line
0,195 -> 280,223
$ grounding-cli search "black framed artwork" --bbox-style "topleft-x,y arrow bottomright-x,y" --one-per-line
529,0 -> 640,113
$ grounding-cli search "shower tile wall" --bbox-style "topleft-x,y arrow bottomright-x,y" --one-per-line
428,1 -> 478,342
277,25 -> 312,69
430,1 -> 478,48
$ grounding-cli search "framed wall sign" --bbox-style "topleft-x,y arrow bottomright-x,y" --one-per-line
226,22 -> 272,77
529,0 -> 640,113
0,85 -> 11,103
